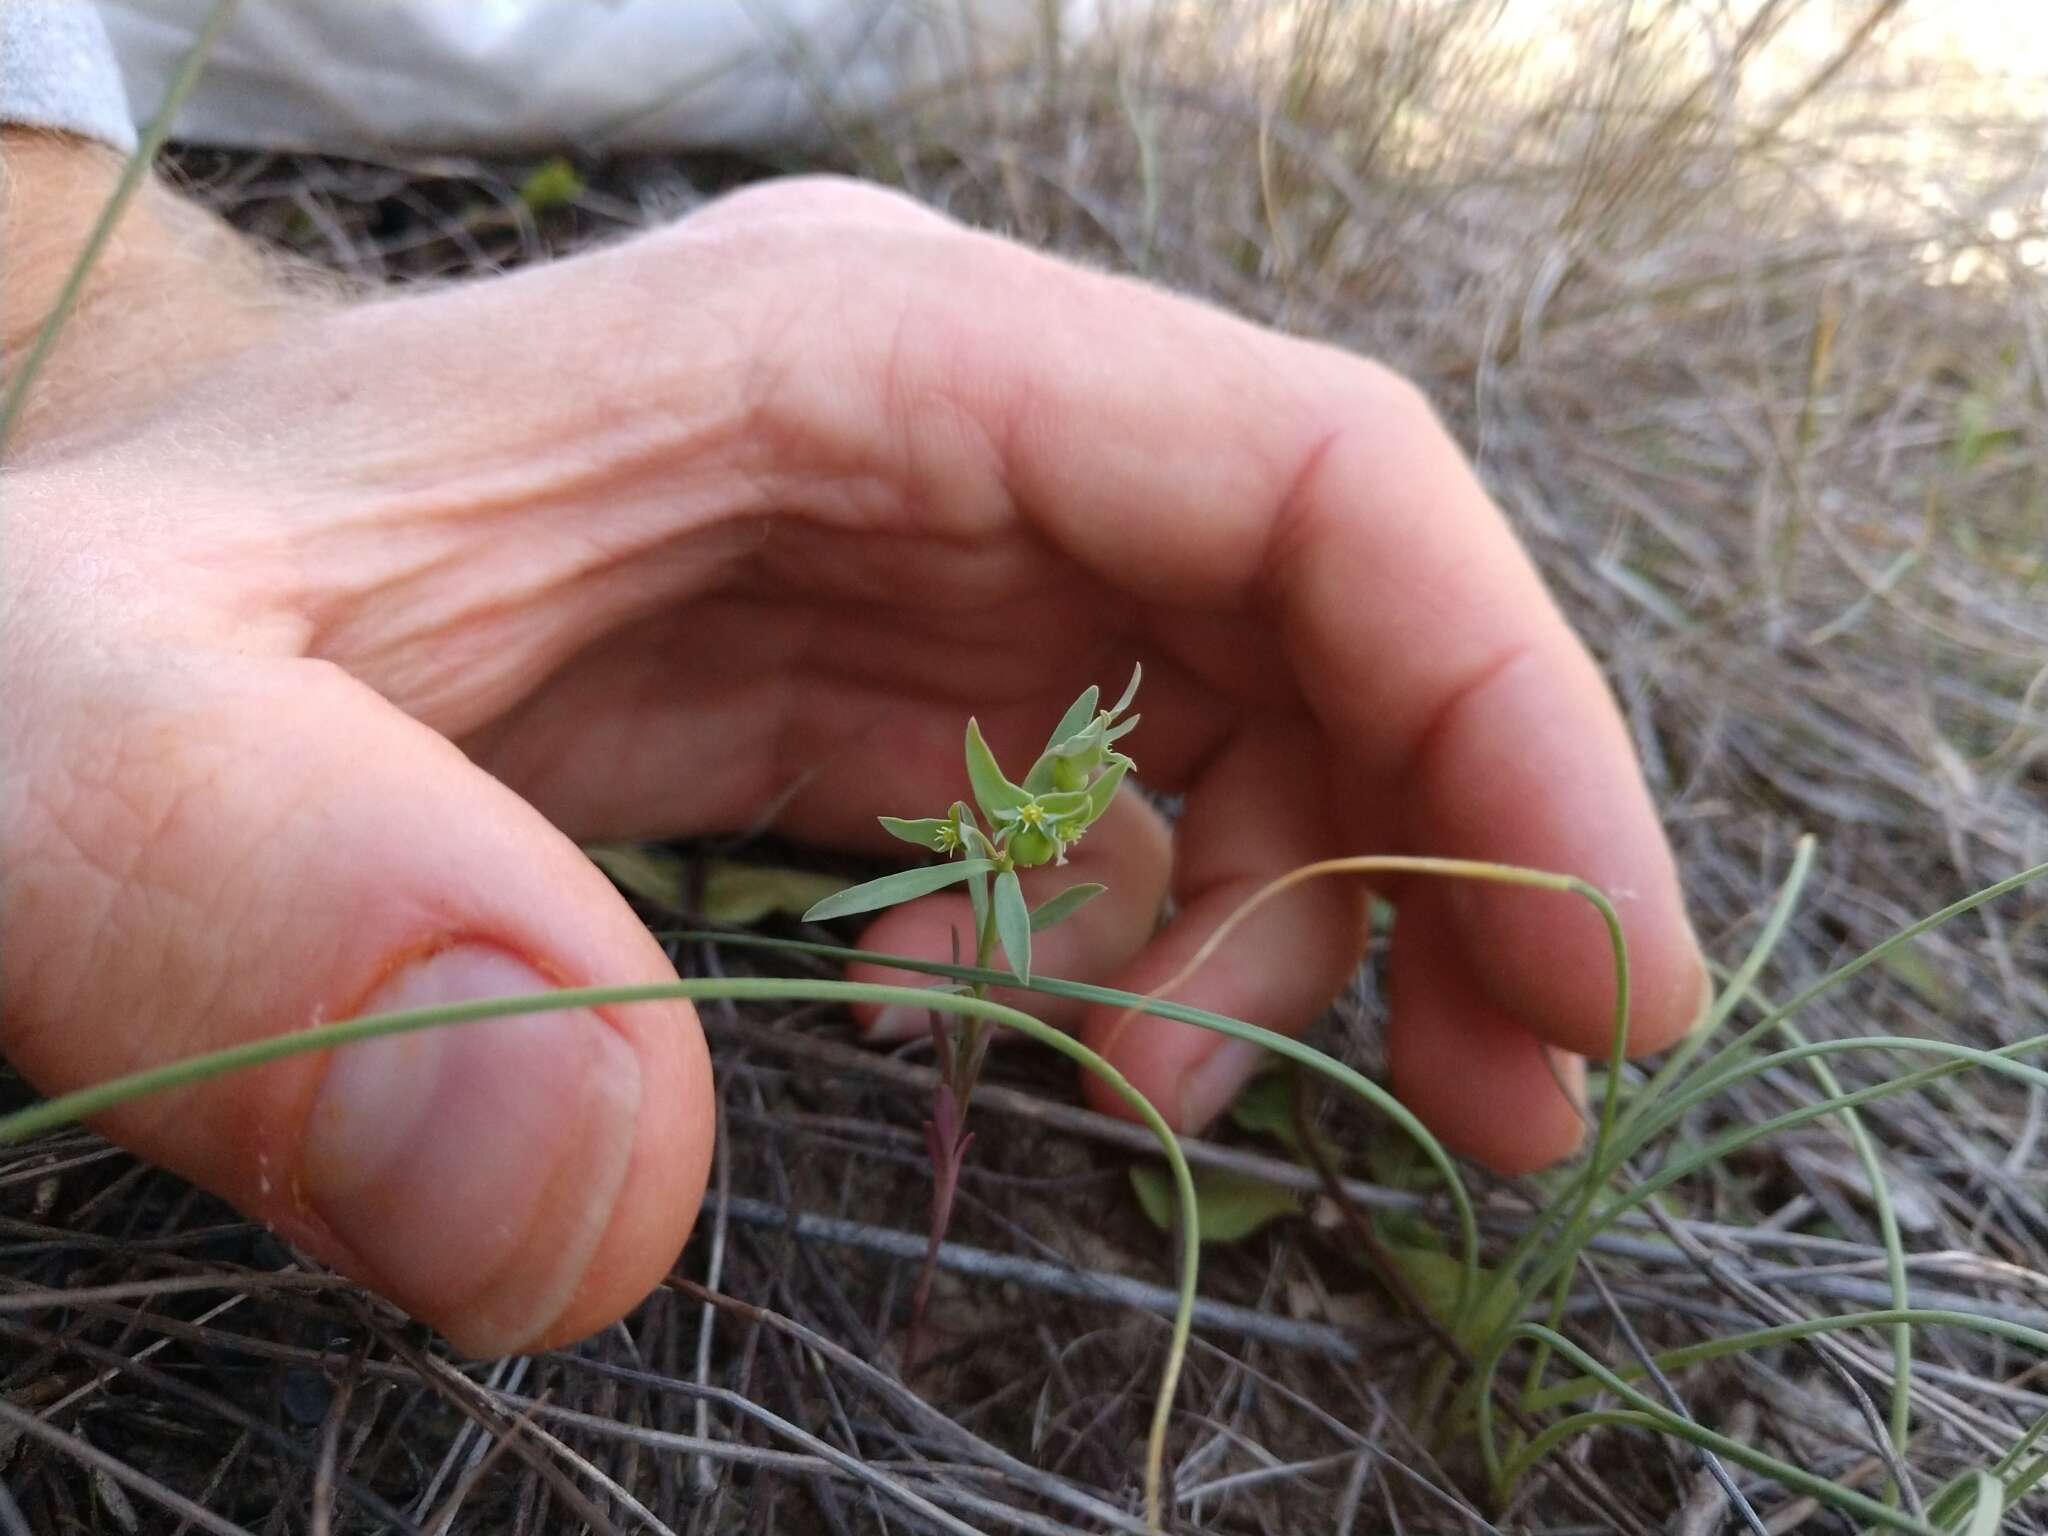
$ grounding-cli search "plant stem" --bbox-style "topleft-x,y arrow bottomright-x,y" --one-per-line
906,891 -> 1005,1369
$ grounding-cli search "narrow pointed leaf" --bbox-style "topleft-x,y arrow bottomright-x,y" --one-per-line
1029,882 -> 1106,932
1108,662 -> 1143,718
802,858 -> 996,922
964,718 -> 1031,820
993,869 -> 1033,983
1084,757 -> 1131,820
878,816 -> 956,853
1022,754 -> 1060,797
967,865 -> 991,941
1043,686 -> 1101,754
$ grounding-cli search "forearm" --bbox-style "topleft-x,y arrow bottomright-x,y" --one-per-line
1,130 -> 307,452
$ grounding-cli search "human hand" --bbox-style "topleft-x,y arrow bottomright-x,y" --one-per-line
1,147 -> 1705,1356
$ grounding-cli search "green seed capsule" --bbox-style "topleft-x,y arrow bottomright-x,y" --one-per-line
1009,827 -> 1058,867
1050,755 -> 1090,792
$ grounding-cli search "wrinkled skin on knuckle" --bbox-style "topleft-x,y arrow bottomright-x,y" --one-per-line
675,214 -> 1030,543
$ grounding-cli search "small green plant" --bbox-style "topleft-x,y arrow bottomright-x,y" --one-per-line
799,667 -> 1143,1357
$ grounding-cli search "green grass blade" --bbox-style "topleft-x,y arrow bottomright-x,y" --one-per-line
1621,835 -> 1817,1140
0,974 -> 1196,1530
1516,1033 -> 2048,1311
674,924 -> 1483,1323
1659,860 -> 2048,1127
1482,1324 -> 1949,1536
1522,1307 -> 2048,1416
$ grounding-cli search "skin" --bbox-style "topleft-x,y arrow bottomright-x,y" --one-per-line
0,132 -> 1707,1358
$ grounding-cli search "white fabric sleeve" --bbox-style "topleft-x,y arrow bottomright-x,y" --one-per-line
94,0 -> 1078,156
0,0 -> 139,151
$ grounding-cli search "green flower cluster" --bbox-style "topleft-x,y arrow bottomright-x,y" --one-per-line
881,666 -> 1140,871
802,668 -> 1141,983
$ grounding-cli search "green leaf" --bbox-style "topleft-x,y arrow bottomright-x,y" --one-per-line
1227,1066 -> 1349,1179
1084,757 -> 1131,821
964,718 -> 1031,821
1029,883 -> 1107,932
878,816 -> 955,853
518,155 -> 585,213
1023,740 -> 1087,796
1386,1244 -> 1512,1348
994,869 -> 1033,982
586,842 -> 687,911
803,859 -> 996,922
1108,662 -> 1143,718
1042,686 -> 1101,754
701,863 -> 850,926
1130,1164 -> 1298,1243
968,865 -> 991,940
1031,787 -> 1095,819
1227,1069 -> 1300,1147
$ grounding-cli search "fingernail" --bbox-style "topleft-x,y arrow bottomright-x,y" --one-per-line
862,1004 -> 928,1044
302,945 -> 641,1356
1176,1038 -> 1270,1133
1547,1045 -> 1591,1120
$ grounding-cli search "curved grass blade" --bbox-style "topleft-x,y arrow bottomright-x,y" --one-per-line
1512,1032 -> 2048,1316
1480,1324 -> 1951,1536
0,974 -> 1197,1531
672,922 -> 1483,1327
1521,1307 -> 2048,1417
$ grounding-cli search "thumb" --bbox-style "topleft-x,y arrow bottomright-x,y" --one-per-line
2,651 -> 712,1356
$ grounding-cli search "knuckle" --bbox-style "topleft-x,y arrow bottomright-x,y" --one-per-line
678,174 -> 953,241
1350,356 -> 1440,433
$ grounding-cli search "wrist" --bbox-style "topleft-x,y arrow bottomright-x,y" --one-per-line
1,131 -> 314,450
3,132 -> 143,354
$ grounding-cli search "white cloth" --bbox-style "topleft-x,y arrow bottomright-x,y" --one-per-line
0,1 -> 139,150
92,0 -> 1074,154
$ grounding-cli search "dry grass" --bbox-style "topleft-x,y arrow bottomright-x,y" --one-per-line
6,1 -> 2048,1530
